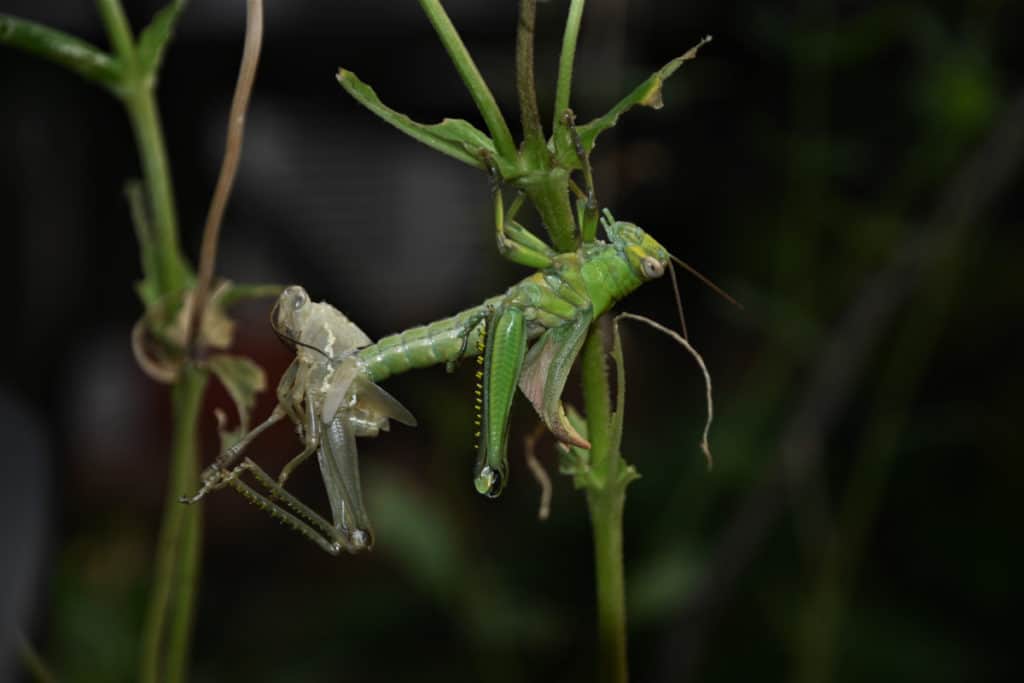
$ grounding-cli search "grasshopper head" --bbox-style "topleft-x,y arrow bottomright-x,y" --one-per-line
602,211 -> 670,283
271,285 -> 312,349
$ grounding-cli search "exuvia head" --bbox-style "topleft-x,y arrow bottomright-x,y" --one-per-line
271,285 -> 312,351
601,209 -> 670,283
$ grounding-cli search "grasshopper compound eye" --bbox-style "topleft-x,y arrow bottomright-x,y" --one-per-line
641,256 -> 665,279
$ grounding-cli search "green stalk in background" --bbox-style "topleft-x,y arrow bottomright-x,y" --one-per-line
94,5 -> 201,680
97,0 -> 192,295
141,366 -> 206,683
2,2 -> 272,681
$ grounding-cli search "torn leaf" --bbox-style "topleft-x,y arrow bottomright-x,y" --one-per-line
337,68 -> 517,178
558,36 -> 712,169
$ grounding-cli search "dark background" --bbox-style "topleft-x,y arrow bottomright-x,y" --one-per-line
1,1 -> 1021,681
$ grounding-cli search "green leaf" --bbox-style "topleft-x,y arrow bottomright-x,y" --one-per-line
338,68 -> 517,177
560,36 -> 712,168
206,354 -> 267,449
0,13 -> 121,92
136,1 -> 186,77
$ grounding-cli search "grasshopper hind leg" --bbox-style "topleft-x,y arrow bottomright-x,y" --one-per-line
475,305 -> 528,497
317,414 -> 376,550
225,457 -> 367,554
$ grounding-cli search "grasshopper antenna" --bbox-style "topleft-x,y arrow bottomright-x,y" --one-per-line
273,330 -> 335,362
668,260 -> 690,340
669,253 -> 743,310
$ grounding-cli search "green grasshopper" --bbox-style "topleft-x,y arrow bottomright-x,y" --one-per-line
183,205 -> 711,554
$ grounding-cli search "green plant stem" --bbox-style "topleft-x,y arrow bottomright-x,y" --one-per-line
0,14 -> 121,90
99,5 -> 199,678
525,170 -> 578,252
98,0 -> 191,295
141,364 -> 207,683
588,488 -> 628,683
515,0 -> 546,164
96,0 -> 135,61
512,0 -> 578,252
9,4 -> 208,682
553,0 -> 586,133
124,88 -> 191,294
581,323 -> 629,683
418,0 -> 517,162
581,324 -> 612,468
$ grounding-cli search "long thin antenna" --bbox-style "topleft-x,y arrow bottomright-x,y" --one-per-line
669,253 -> 743,309
668,260 -> 689,340
273,330 -> 333,362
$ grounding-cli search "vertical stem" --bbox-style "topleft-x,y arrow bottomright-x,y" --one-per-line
581,322 -> 629,683
98,4 -> 200,681
514,0 -> 578,251
99,0 -> 191,295
516,0 -> 546,164
553,0 -> 586,130
588,489 -> 628,683
140,365 -> 207,683
581,324 -> 612,470
125,89 -> 191,294
418,0 -> 517,162
96,0 -> 135,61
163,480 -> 201,683
525,170 -> 578,252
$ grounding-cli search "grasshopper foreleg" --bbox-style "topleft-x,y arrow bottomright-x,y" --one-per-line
493,181 -> 556,270
277,390 -> 322,485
